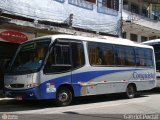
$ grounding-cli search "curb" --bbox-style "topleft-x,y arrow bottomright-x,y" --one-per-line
0,98 -> 15,104
0,94 -> 5,98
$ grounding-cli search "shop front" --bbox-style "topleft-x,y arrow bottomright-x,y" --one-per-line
0,29 -> 35,95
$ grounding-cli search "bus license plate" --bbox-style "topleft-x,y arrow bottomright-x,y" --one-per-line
16,96 -> 22,100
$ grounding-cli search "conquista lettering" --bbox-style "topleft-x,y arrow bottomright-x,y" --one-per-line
133,72 -> 155,80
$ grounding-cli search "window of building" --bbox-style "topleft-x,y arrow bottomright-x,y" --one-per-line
130,33 -> 138,42
149,36 -> 157,40
152,4 -> 160,20
103,0 -> 112,8
68,0 -> 94,10
85,0 -> 96,3
141,36 -> 148,42
54,0 -> 64,3
97,0 -> 119,15
122,32 -> 126,39
123,0 -> 129,10
130,3 -> 139,14
102,0 -> 119,11
123,0 -> 128,5
142,7 -> 148,17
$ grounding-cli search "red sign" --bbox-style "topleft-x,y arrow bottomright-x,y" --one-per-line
0,31 -> 28,44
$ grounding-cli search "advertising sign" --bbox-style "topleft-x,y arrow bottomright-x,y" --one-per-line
0,30 -> 28,44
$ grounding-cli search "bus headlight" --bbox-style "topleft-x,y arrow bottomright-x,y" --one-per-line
26,83 -> 39,88
5,84 -> 11,88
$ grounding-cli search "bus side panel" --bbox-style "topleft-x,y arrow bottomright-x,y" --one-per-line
72,67 -> 156,97
39,72 -> 72,99
131,69 -> 156,91
5,68 -> 156,100
72,67 -> 131,96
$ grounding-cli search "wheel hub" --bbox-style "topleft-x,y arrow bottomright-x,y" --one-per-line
128,86 -> 134,96
58,92 -> 68,102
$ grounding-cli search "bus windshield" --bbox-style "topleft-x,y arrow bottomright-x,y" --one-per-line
9,39 -> 51,74
153,44 -> 160,71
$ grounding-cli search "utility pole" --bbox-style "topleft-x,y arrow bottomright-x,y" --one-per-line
119,0 -> 123,38
69,13 -> 73,27
34,19 -> 38,37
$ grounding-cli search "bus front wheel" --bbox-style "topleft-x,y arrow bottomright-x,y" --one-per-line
56,87 -> 73,106
126,84 -> 136,99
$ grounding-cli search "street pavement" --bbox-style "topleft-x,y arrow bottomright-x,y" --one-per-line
0,89 -> 160,120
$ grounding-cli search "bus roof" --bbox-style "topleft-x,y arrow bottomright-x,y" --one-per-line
28,34 -> 153,49
143,39 -> 160,45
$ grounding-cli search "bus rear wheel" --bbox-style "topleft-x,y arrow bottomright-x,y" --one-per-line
126,84 -> 136,99
56,87 -> 72,106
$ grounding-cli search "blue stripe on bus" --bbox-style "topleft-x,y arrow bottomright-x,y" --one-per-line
39,69 -> 138,98
5,68 -> 144,99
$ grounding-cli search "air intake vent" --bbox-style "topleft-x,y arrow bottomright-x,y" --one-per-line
10,84 -> 24,88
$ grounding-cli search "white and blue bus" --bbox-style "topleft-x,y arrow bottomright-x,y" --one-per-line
143,39 -> 160,87
4,35 -> 156,106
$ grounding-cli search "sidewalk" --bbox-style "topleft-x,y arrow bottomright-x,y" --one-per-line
0,97 -> 15,104
0,97 -> 14,101
0,90 -> 15,104
0,90 -> 4,98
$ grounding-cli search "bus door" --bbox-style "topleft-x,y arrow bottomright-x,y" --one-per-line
43,39 -> 85,97
43,40 -> 72,93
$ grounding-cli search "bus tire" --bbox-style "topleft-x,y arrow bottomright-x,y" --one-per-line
126,84 -> 136,99
56,87 -> 72,106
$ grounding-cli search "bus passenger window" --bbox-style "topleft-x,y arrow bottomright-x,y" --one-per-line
71,42 -> 85,69
88,42 -> 114,66
116,46 -> 126,66
135,48 -> 153,67
125,47 -> 135,66
44,42 -> 71,73
88,46 -> 100,65
102,46 -> 114,65
144,49 -> 153,67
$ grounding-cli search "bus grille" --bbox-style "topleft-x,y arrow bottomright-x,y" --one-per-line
10,84 -> 24,88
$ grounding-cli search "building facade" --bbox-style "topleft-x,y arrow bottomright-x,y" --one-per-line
122,0 -> 160,42
0,0 -> 122,93
0,0 -> 122,39
1,0 -> 160,93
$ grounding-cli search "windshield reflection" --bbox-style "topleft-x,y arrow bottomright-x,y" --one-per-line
9,39 -> 51,74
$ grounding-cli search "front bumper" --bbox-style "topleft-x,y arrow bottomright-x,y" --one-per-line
5,85 -> 57,100
5,87 -> 41,100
